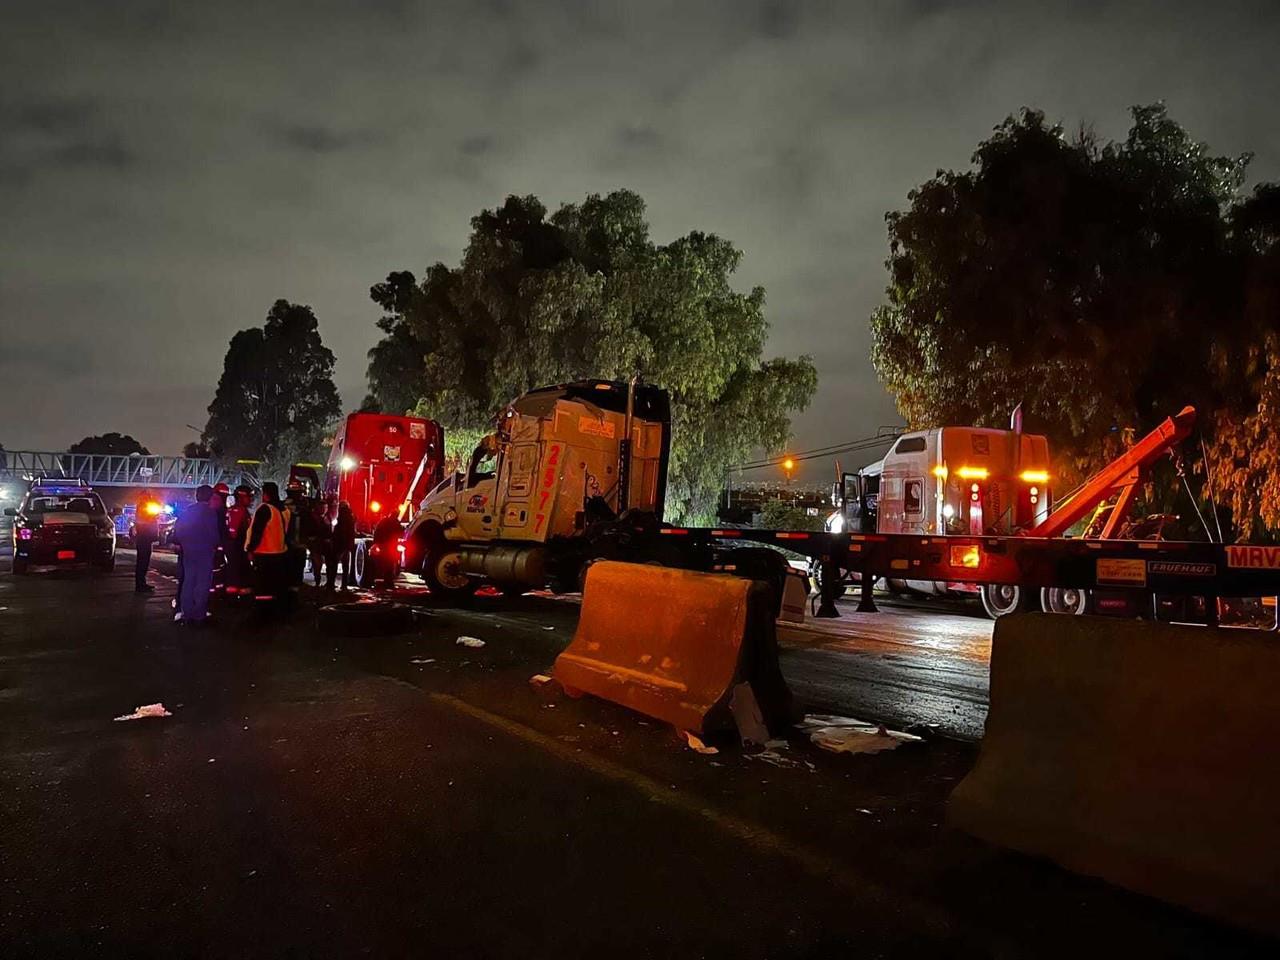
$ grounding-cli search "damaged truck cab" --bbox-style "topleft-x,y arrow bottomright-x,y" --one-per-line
404,379 -> 672,598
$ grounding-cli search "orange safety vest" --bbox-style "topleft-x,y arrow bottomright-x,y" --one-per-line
247,504 -> 288,555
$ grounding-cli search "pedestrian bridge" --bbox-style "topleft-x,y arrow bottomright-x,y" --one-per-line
0,450 -> 261,490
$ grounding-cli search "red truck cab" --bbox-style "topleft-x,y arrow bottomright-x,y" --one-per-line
324,413 -> 445,535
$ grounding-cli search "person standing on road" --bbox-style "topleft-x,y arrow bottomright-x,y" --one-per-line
172,485 -> 221,625
282,482 -> 307,587
133,488 -> 160,593
305,498 -> 332,588
246,482 -> 291,612
224,485 -> 254,596
330,501 -> 356,591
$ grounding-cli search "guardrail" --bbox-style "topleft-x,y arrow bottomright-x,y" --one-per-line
0,451 -> 261,490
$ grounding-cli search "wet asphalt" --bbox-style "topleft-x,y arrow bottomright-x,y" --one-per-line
1,559 -> 1272,958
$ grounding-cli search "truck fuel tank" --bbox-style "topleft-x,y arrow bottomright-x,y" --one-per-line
457,543 -> 547,586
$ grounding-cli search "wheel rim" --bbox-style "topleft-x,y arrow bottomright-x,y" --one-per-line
987,584 -> 1021,614
1045,587 -> 1087,615
354,544 -> 366,582
434,551 -> 470,590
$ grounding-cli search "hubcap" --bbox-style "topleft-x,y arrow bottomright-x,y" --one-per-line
990,584 -> 1019,612
435,552 -> 470,590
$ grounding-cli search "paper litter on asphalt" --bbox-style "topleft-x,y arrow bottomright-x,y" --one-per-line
681,731 -> 719,755
113,703 -> 173,722
799,714 -> 922,755
456,636 -> 486,648
409,657 -> 436,665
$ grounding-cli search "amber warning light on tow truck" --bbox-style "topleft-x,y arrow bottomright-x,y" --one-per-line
950,544 -> 981,569
1019,469 -> 1050,484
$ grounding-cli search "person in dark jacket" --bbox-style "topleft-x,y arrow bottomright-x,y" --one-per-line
133,488 -> 160,593
224,485 -> 254,595
172,485 -> 221,624
329,501 -> 357,591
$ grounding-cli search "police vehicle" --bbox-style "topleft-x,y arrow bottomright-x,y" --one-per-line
5,478 -> 117,574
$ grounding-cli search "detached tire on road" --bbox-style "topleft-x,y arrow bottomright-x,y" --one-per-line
317,599 -> 415,638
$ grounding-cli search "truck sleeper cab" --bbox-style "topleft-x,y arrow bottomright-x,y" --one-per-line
405,380 -> 671,598
829,425 -> 1051,616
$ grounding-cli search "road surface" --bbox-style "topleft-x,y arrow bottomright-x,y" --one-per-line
3,559 -> 1269,957
133,547 -> 996,740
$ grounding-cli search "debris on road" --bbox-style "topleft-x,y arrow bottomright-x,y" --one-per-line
456,636 -> 486,648
730,683 -> 770,746
409,657 -> 436,665
800,715 -> 923,755
529,673 -> 554,686
681,731 -> 719,755
746,740 -> 814,771
113,703 -> 173,722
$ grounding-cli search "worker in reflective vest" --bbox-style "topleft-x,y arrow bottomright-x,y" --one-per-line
245,481 -> 291,611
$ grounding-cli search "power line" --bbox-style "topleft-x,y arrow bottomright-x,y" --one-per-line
733,428 -> 902,472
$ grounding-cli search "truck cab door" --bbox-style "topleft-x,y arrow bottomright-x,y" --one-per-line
456,437 -> 500,539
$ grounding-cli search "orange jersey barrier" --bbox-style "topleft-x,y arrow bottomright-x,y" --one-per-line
553,561 -> 792,736
949,613 -> 1280,935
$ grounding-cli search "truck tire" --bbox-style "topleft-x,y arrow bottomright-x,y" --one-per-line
1041,586 -> 1090,615
317,599 -> 415,637
422,544 -> 477,601
353,540 -> 391,590
980,583 -> 1033,619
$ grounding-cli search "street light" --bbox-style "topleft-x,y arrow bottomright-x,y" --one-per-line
782,457 -> 795,483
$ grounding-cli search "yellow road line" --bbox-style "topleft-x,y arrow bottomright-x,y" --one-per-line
429,692 -> 953,937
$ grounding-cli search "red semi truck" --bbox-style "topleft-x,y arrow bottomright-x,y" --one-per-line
295,412 -> 445,587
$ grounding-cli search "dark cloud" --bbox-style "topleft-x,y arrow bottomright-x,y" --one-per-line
270,122 -> 374,155
0,0 -> 1277,472
50,136 -> 136,169
459,134 -> 495,157
14,98 -> 98,134
757,0 -> 801,40
618,124 -> 662,150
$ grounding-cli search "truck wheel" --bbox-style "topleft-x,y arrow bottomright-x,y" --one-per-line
980,583 -> 1032,619
1041,586 -> 1089,615
422,545 -> 477,601
353,541 -> 382,589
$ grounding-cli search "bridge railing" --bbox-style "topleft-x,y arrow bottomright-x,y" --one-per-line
0,451 -> 261,490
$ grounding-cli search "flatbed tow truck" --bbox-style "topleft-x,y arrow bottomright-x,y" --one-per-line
398,379 -> 1280,626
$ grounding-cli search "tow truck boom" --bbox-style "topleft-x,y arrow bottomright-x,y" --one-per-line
1028,406 -> 1197,540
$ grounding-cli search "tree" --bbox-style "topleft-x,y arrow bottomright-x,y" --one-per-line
182,441 -> 211,459
758,498 -> 823,532
365,190 -> 817,523
204,300 -> 342,483
870,104 -> 1250,484
69,432 -> 150,456
1205,185 -> 1280,539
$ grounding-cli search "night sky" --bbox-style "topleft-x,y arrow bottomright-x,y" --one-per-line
2,0 -> 1278,478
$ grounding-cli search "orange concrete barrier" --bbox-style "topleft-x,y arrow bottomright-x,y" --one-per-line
949,613 -> 1280,934
553,561 -> 793,735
